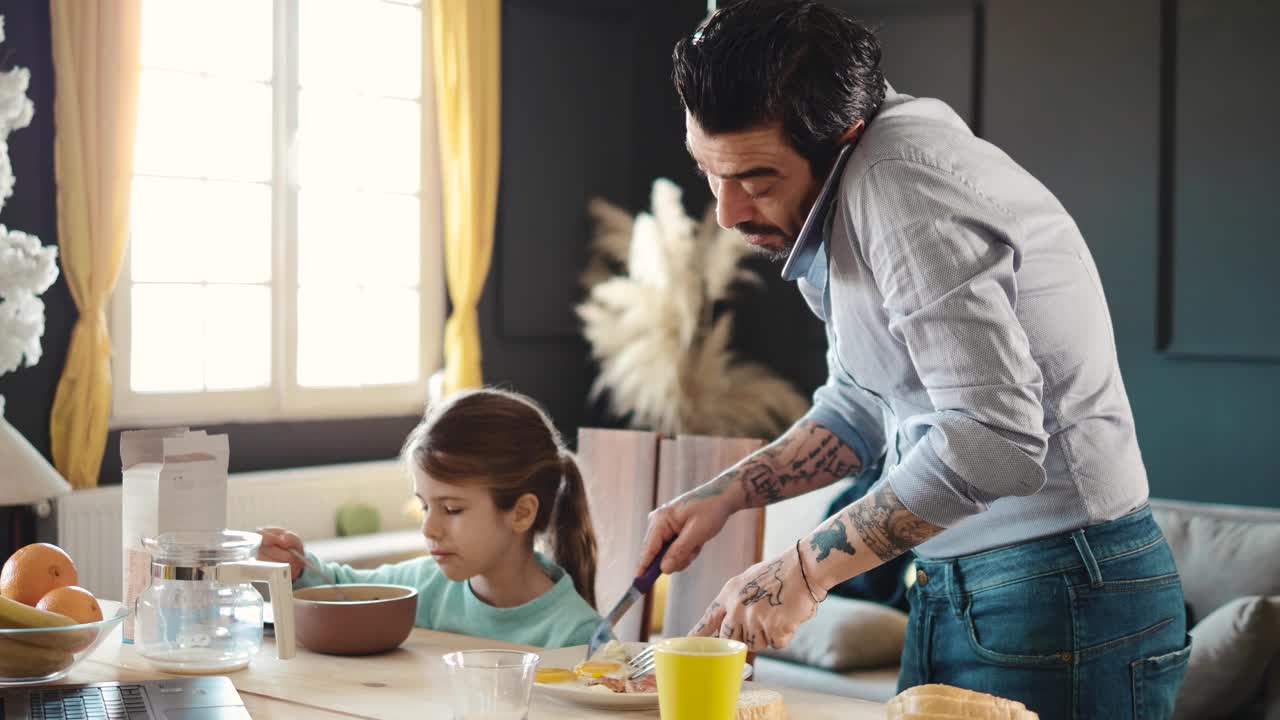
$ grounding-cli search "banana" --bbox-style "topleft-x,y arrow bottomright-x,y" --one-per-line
0,595 -> 96,651
0,634 -> 75,678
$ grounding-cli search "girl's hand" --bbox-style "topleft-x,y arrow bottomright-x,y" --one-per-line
257,526 -> 306,581
688,545 -> 823,653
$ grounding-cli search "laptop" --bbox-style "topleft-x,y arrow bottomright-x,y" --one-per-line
0,677 -> 250,720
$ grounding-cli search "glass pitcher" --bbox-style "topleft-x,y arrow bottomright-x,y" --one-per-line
134,530 -> 296,674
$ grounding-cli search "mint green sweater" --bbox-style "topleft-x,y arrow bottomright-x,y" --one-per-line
295,551 -> 601,649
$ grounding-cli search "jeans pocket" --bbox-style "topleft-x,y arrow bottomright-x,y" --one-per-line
961,577 -> 1073,668
1131,634 -> 1192,720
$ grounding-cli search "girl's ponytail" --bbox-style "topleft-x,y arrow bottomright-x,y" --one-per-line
551,453 -> 598,609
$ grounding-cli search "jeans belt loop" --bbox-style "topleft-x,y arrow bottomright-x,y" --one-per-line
945,560 -> 966,618
1071,529 -> 1104,587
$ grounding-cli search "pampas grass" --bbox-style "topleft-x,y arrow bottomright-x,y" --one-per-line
577,179 -> 808,438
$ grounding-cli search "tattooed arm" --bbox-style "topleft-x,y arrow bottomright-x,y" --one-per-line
801,479 -> 943,596
699,419 -> 865,510
690,479 -> 942,651
637,419 -> 864,574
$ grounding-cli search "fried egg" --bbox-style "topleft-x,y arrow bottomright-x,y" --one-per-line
534,667 -> 576,684
573,660 -> 623,678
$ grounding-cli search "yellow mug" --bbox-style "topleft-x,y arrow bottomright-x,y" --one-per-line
654,637 -> 748,720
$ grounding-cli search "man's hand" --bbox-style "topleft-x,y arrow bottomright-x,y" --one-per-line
257,526 -> 306,581
688,546 -> 821,652
635,481 -> 739,575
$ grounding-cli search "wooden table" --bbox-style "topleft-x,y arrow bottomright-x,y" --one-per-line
68,627 -> 887,719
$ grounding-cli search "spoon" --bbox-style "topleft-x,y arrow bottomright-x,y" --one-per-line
286,548 -> 348,601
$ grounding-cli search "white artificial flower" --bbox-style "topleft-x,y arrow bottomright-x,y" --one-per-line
0,290 -> 47,375
0,225 -> 57,294
0,67 -> 33,138
0,226 -> 58,376
0,140 -> 12,207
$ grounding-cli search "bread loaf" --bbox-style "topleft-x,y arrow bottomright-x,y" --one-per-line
887,684 -> 1038,720
737,688 -> 787,720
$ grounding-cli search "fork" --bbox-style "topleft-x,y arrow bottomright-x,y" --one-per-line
627,644 -> 656,680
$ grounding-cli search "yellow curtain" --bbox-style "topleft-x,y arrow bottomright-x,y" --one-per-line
430,0 -> 501,395
48,0 -> 142,489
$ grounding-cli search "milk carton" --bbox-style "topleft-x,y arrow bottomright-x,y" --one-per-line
119,428 -> 229,643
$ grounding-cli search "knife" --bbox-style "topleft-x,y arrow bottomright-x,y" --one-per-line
585,541 -> 671,659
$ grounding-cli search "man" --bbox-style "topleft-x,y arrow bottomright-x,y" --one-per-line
635,2 -> 1190,718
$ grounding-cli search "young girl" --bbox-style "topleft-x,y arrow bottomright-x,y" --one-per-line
258,389 -> 604,648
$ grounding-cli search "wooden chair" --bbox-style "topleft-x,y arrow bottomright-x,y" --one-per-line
575,428 -> 661,642
657,435 -> 766,638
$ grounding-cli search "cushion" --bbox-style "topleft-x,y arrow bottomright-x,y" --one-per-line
761,595 -> 908,672
1173,595 -> 1280,720
1151,499 -> 1280,623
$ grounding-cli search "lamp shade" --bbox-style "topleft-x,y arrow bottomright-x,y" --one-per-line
0,396 -> 72,506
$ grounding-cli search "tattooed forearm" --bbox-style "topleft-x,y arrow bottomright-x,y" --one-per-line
732,421 -> 863,507
684,479 -> 731,503
739,559 -> 786,607
809,516 -> 856,562
848,482 -> 943,562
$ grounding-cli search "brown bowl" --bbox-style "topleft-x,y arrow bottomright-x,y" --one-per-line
292,584 -> 419,655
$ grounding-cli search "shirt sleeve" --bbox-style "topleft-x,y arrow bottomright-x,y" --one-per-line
802,346 -> 888,472
295,552 -> 439,590
853,159 -> 1049,527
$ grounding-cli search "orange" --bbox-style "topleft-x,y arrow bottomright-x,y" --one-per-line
36,586 -> 102,652
36,586 -> 103,625
0,543 -> 79,606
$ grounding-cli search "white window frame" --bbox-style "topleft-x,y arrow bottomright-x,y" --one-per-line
110,0 -> 445,428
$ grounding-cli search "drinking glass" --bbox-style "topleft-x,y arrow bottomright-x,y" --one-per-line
441,650 -> 539,720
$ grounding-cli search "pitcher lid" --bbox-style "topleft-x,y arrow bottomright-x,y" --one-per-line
143,529 -> 260,565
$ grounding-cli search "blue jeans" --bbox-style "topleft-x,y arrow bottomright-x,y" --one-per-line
898,506 -> 1191,720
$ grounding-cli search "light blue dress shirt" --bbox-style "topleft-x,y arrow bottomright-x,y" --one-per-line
789,87 -> 1149,558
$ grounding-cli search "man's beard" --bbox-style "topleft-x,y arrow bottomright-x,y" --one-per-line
736,222 -> 794,263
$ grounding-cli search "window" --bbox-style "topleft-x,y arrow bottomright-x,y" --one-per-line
113,0 -> 443,425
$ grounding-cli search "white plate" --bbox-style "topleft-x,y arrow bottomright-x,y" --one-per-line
533,641 -> 752,710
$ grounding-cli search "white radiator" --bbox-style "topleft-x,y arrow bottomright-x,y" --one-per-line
56,459 -> 416,602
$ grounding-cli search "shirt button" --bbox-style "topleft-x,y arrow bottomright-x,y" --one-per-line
916,569 -> 929,585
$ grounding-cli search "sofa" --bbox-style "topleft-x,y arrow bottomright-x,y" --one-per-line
755,487 -> 1280,717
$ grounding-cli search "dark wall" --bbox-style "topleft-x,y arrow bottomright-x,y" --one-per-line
482,0 -> 716,438
937,0 -> 1279,507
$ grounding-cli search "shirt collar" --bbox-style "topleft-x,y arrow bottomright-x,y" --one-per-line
780,82 -> 902,282
780,142 -> 854,282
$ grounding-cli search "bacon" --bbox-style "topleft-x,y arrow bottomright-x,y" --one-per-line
585,672 -> 657,694
587,675 -> 628,693
625,673 -> 658,694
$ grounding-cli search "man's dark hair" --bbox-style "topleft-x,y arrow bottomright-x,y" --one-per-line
673,0 -> 885,177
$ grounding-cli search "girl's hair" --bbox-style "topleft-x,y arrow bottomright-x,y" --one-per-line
401,388 -> 598,608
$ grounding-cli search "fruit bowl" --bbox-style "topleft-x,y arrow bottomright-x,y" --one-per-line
0,601 -> 128,686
